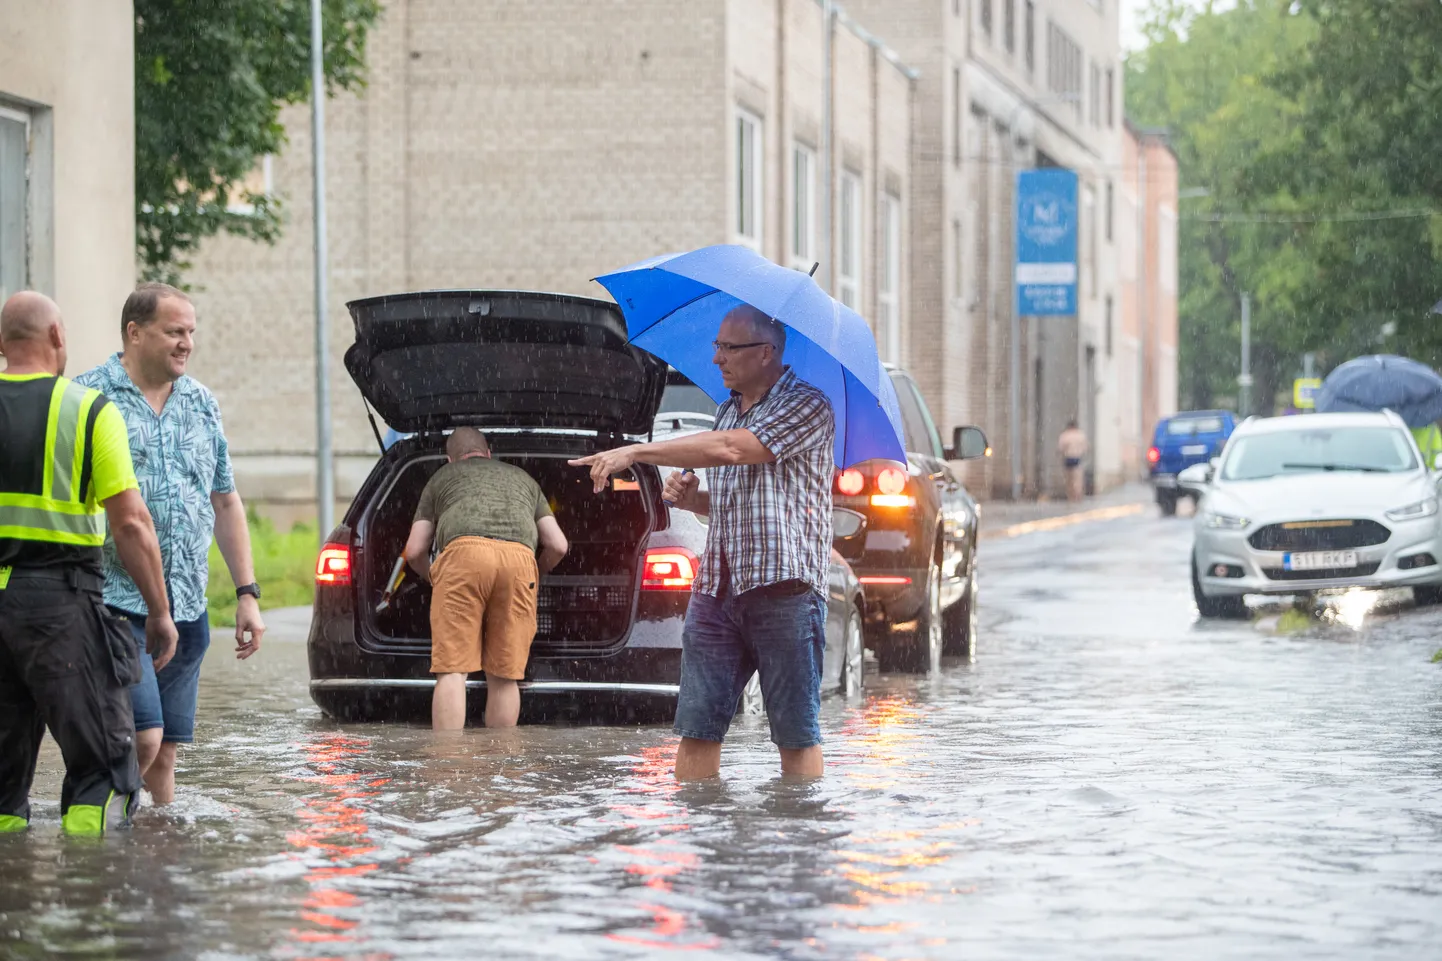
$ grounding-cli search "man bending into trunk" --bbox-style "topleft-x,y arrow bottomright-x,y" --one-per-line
404,428 -> 568,730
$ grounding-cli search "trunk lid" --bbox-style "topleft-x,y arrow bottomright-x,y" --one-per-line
344,290 -> 667,435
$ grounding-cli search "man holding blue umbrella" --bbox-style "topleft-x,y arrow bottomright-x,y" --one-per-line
572,304 -> 835,780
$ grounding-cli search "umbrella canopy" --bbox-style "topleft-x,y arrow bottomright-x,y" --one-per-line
1314,354 -> 1442,428
595,244 -> 906,467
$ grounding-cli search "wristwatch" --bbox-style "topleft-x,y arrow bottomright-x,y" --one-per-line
236,582 -> 262,600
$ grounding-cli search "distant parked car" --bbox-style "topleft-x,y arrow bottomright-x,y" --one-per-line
1185,410 -> 1442,618
1149,410 -> 1237,515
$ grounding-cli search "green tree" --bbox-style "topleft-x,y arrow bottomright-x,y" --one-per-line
135,0 -> 381,285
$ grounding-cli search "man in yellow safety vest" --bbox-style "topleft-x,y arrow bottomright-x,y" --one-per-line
0,291 -> 175,836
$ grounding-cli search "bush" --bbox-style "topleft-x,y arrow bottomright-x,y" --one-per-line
207,510 -> 319,626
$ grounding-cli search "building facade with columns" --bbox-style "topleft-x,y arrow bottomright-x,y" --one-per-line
183,0 -> 916,518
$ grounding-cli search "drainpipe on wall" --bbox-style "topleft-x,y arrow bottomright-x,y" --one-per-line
821,0 -> 834,292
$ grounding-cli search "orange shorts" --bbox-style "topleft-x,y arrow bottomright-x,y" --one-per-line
428,536 -> 539,679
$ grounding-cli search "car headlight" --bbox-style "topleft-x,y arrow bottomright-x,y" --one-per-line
1204,511 -> 1250,530
1385,498 -> 1439,521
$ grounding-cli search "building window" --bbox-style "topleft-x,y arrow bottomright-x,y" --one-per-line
1090,62 -> 1101,126
1025,2 -> 1036,73
878,192 -> 901,365
1083,185 -> 1097,298
226,154 -> 274,215
0,105 -> 29,301
734,108 -> 763,251
839,171 -> 861,309
1047,22 -> 1083,116
1105,294 -> 1114,357
1004,0 -> 1016,54
791,144 -> 815,268
952,67 -> 962,167
980,0 -> 993,40
1105,179 -> 1114,243
1106,67 -> 1115,128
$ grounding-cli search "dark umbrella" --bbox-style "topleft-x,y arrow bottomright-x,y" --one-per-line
1314,354 -> 1442,428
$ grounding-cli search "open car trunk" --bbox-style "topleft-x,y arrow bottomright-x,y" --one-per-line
357,438 -> 663,659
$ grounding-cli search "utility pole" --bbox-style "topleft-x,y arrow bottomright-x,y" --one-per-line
1239,293 -> 1253,416
311,0 -> 334,541
820,0 -> 834,292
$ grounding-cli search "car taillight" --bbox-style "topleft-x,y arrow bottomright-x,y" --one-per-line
316,543 -> 352,586
642,548 -> 698,591
871,466 -> 914,507
1147,446 -> 1161,466
836,468 -> 866,496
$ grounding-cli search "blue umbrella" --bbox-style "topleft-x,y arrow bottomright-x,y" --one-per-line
1315,354 -> 1442,428
595,244 -> 905,467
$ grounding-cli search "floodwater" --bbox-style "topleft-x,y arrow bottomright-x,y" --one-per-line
2,509 -> 1440,959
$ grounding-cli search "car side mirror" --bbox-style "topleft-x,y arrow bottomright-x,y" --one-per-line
833,508 -> 868,561
947,426 -> 990,461
1178,463 -> 1211,491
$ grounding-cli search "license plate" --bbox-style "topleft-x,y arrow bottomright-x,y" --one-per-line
1182,445 -> 1208,455
1283,550 -> 1358,571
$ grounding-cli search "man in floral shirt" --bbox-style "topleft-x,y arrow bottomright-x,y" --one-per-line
77,283 -> 266,805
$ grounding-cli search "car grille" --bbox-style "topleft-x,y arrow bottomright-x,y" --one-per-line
1261,562 -> 1382,581
1248,520 -> 1390,552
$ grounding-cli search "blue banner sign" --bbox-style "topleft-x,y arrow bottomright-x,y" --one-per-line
1015,168 -> 1079,315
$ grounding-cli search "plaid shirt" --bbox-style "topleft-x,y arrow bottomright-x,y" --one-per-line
694,367 -> 835,597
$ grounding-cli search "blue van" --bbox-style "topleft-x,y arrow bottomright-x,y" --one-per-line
1148,410 -> 1237,515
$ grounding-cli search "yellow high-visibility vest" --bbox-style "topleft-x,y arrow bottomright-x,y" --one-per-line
0,376 -> 108,549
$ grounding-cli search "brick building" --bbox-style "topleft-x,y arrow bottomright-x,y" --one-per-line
184,0 -> 917,516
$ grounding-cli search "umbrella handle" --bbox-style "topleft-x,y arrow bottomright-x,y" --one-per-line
663,468 -> 696,506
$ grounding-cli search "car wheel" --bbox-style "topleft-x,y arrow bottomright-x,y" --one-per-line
878,562 -> 942,674
1192,555 -> 1248,619
1158,492 -> 1178,516
942,565 -> 978,658
840,606 -> 865,696
1413,584 -> 1442,606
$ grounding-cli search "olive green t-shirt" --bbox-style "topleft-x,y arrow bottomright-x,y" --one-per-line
413,456 -> 553,552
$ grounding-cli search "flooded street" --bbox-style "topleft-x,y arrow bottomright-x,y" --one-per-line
4,509 -> 1441,960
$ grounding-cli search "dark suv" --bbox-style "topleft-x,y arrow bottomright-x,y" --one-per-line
655,365 -> 988,673
306,290 -> 868,722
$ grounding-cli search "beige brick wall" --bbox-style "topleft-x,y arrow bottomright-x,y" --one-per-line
185,0 -> 913,517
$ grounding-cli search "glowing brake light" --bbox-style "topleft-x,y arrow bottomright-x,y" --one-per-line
875,467 -> 908,495
858,575 -> 912,586
315,544 -> 352,586
642,548 -> 698,591
1147,446 -> 1161,466
836,468 -> 866,496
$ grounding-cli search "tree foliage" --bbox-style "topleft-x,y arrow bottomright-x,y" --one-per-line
135,0 -> 381,285
1126,0 -> 1442,413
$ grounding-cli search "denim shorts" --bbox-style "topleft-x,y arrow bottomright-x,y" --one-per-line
110,608 -> 211,744
673,583 -> 826,750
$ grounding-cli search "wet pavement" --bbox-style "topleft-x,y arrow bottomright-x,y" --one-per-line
3,506 -> 1440,959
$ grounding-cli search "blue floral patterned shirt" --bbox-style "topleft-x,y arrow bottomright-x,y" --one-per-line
76,354 -> 236,621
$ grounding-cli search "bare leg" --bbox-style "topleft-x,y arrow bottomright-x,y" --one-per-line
143,742 -> 178,804
483,675 -> 520,728
779,746 -> 824,778
136,727 -> 163,778
432,673 -> 468,731
674,737 -> 722,780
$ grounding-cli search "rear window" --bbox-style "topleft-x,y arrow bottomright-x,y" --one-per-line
1167,416 -> 1224,436
658,383 -> 718,417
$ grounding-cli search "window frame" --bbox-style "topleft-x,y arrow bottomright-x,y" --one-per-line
791,142 -> 816,269
838,170 -> 862,310
0,103 -> 31,301
734,107 -> 764,252
877,192 -> 902,365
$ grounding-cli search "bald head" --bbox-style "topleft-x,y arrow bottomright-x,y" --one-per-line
446,427 -> 491,461
0,291 -> 67,375
1,291 -> 62,344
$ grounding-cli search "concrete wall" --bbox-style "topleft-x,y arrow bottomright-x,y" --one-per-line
0,0 -> 135,373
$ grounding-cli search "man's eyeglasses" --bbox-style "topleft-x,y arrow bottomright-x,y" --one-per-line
712,340 -> 769,356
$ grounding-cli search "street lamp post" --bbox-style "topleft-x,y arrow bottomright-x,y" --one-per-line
310,0 -> 334,542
